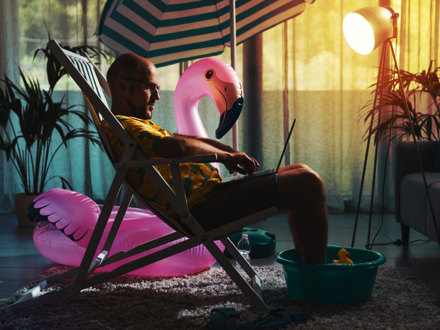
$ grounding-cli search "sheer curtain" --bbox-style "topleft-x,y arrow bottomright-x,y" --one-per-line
254,0 -> 440,213
0,0 -> 438,213
395,0 -> 440,71
0,0 -> 114,212
0,0 -> 20,210
257,0 -> 380,212
392,0 -> 440,137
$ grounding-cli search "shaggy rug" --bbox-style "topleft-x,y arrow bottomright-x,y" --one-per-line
1,266 -> 440,329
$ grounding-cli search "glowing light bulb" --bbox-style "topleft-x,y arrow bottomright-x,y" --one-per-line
343,7 -> 393,55
343,13 -> 375,55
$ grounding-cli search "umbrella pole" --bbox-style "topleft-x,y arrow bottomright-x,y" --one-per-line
230,0 -> 238,151
230,0 -> 237,69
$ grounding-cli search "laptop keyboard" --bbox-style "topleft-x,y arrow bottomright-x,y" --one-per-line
221,169 -> 275,185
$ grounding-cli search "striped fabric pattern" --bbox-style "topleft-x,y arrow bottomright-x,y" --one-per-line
66,51 -> 109,108
97,0 -> 314,67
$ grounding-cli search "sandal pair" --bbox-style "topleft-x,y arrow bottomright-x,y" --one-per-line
205,307 -> 240,330
206,307 -> 310,330
240,308 -> 309,329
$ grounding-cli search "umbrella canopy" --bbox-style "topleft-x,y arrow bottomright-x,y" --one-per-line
96,0 -> 315,67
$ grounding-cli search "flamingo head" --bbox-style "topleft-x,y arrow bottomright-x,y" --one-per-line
174,58 -> 244,139
203,65 -> 243,139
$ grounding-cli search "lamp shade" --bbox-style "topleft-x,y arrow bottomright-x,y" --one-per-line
343,7 -> 393,55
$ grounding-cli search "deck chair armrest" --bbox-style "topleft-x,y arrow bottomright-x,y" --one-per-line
122,154 -> 218,169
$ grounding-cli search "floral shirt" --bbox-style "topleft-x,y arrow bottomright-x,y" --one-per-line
102,115 -> 221,215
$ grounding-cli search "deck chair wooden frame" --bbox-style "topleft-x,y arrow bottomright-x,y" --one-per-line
4,39 -> 279,312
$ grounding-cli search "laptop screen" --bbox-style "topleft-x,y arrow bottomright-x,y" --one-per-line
275,118 -> 296,173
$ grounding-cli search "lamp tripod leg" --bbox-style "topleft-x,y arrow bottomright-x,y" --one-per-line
351,43 -> 388,248
366,42 -> 389,249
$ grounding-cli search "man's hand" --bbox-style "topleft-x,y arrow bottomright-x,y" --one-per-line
158,135 -> 260,174
220,152 -> 260,175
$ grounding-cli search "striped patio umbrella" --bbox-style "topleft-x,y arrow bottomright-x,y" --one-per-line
96,0 -> 316,67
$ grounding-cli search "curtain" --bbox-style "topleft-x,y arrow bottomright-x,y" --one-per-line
0,0 -> 114,212
0,0 -> 19,211
254,0 -> 440,213
1,0 -> 438,214
258,0 -> 381,212
395,0 -> 440,71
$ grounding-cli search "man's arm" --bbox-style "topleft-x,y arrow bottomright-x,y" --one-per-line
174,133 -> 235,153
156,134 -> 259,174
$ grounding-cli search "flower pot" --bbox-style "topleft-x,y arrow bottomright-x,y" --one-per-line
14,193 -> 38,227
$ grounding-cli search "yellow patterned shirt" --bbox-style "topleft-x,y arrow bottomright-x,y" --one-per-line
102,115 -> 221,215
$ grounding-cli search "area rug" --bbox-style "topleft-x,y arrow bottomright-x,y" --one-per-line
1,266 -> 440,329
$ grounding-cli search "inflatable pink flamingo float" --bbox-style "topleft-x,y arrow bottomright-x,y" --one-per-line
30,58 -> 244,277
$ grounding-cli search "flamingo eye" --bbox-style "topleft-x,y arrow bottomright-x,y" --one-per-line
205,70 -> 213,79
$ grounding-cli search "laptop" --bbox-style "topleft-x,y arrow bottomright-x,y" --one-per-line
221,118 -> 296,184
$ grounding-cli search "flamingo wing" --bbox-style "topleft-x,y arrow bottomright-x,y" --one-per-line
29,188 -> 100,244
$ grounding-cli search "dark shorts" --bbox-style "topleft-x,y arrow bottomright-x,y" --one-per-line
191,173 -> 279,231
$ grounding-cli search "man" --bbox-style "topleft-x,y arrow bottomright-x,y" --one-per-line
105,53 -> 328,264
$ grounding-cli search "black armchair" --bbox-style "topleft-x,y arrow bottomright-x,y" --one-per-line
395,141 -> 440,244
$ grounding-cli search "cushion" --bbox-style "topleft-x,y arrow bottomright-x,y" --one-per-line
432,143 -> 440,171
400,172 -> 440,238
425,182 -> 440,243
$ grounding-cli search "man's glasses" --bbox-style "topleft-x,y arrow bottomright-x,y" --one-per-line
122,77 -> 160,93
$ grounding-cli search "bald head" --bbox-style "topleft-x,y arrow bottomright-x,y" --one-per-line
107,53 -> 155,88
107,53 -> 160,119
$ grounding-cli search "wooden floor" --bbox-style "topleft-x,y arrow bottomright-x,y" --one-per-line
1,212 -> 440,303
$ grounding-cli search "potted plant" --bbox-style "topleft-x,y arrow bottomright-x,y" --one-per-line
0,45 -> 104,226
362,61 -> 440,144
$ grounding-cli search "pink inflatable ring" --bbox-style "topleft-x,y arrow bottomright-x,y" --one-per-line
30,188 -> 223,277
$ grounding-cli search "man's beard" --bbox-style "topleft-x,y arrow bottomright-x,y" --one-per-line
128,102 -> 152,120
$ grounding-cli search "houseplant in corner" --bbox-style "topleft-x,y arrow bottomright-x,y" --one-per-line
0,51 -> 102,226
362,61 -> 440,144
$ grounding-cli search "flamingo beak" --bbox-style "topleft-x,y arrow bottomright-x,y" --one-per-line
215,96 -> 243,139
205,69 -> 244,139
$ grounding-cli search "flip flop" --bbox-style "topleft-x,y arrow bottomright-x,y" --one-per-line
239,309 -> 310,330
206,307 -> 240,330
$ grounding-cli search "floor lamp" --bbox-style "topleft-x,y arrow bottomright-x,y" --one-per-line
343,7 -> 440,249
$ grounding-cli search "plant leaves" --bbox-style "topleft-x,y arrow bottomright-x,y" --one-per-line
361,62 -> 440,144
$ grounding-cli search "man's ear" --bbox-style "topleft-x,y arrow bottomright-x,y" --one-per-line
118,79 -> 131,96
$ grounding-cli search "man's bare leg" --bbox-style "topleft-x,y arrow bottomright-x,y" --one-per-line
277,164 -> 328,264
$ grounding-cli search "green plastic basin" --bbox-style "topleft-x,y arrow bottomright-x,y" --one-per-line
276,245 -> 386,303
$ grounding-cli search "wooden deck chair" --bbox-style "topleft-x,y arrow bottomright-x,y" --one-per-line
6,39 -> 279,311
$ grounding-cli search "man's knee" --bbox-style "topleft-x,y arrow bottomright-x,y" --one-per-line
300,169 -> 326,200
277,166 -> 326,209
